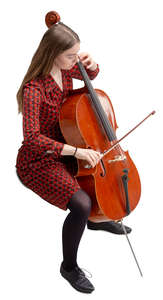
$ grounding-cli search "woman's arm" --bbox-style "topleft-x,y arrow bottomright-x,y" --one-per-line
23,81 -> 64,159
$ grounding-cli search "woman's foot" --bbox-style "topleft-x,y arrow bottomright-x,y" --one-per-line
60,262 -> 95,293
87,220 -> 132,234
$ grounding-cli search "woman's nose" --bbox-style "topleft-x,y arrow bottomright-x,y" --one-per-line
74,55 -> 78,64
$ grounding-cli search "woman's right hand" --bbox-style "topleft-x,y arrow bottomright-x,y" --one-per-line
75,148 -> 102,168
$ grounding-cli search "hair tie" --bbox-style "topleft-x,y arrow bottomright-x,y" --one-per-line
45,11 -> 61,28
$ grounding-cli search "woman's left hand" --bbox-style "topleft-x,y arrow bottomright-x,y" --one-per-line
78,52 -> 97,71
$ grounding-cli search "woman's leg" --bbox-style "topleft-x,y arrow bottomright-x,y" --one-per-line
62,189 -> 91,271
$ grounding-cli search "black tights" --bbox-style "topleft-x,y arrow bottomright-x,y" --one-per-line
62,189 -> 92,271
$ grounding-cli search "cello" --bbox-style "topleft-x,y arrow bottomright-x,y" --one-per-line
59,63 -> 141,222
45,11 -> 155,276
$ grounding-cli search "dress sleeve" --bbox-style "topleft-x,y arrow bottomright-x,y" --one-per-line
22,81 -> 64,159
69,63 -> 99,80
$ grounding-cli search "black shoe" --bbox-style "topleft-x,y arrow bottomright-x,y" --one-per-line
87,220 -> 132,234
60,262 -> 95,293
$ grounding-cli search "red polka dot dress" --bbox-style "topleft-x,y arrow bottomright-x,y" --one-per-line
16,64 -> 99,210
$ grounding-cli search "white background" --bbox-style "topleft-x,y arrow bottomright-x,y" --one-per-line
1,0 -> 163,299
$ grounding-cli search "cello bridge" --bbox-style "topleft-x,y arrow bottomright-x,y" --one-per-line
108,154 -> 126,164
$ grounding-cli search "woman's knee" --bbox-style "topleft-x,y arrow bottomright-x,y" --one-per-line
68,189 -> 92,218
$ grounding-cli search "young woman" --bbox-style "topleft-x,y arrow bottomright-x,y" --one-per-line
16,11 -> 131,293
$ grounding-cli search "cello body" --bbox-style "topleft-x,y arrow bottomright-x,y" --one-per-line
59,88 -> 141,221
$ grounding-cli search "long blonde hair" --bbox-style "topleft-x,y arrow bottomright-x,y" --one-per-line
16,22 -> 80,113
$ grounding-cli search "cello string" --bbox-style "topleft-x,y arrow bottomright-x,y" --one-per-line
120,220 -> 143,277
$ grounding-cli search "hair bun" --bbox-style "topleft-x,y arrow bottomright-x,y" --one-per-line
45,11 -> 61,28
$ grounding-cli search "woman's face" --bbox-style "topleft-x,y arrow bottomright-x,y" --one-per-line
54,42 -> 80,70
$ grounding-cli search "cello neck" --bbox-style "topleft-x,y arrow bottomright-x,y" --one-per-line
77,61 -> 116,141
